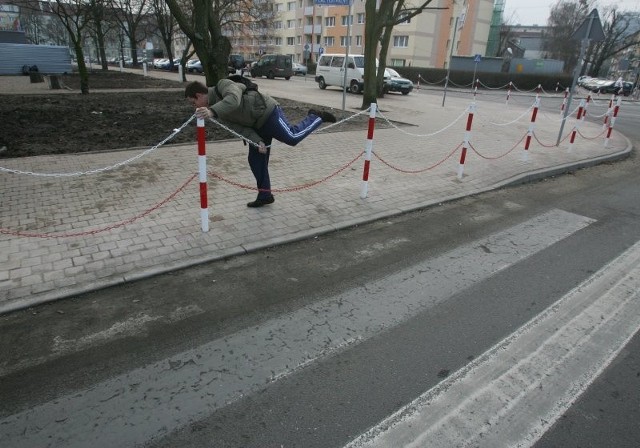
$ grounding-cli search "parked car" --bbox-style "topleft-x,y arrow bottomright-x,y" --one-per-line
228,54 -> 245,74
186,59 -> 203,73
582,78 -> 633,96
577,76 -> 592,87
292,62 -> 307,76
153,58 -> 168,69
250,54 -> 293,80
315,53 -> 389,93
383,68 -> 413,95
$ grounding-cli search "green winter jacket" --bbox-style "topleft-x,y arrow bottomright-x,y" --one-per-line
208,79 -> 278,145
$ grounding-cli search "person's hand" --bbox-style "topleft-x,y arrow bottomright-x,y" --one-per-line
258,141 -> 267,154
195,107 -> 212,120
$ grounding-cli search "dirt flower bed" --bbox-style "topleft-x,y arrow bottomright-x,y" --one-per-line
0,71 -> 376,159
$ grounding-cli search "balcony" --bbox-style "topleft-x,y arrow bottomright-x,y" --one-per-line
303,24 -> 322,34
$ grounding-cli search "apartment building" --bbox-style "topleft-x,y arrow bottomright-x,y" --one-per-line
230,0 -> 495,69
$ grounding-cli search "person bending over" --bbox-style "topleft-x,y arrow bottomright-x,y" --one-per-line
185,79 -> 336,208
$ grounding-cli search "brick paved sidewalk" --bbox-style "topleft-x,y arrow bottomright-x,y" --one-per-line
0,80 -> 631,314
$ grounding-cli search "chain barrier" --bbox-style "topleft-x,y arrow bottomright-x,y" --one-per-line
417,75 -> 448,86
208,151 -> 364,193
468,134 -> 527,160
448,80 -> 474,88
206,108 -> 371,148
0,174 -> 196,239
577,128 -> 607,140
474,102 -> 534,126
2,85 -> 622,239
538,103 -> 582,122
533,130 -> 572,148
477,80 -> 511,90
0,116 -> 196,177
372,143 -> 462,174
376,108 -> 468,137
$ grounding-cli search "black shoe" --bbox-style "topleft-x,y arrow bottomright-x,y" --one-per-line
247,196 -> 275,208
308,109 -> 337,123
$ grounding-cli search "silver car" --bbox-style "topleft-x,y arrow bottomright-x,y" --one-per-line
292,62 -> 308,76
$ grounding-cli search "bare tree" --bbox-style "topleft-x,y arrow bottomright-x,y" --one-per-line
163,0 -> 276,85
149,0 -> 177,63
587,8 -> 640,76
107,0 -> 149,65
86,0 -> 116,70
542,0 -> 590,74
30,0 -> 93,93
362,0 -> 444,108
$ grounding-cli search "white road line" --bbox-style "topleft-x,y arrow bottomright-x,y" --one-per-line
347,239 -> 640,448
0,209 -> 594,448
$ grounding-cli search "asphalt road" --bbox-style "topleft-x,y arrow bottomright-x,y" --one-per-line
1,78 -> 638,447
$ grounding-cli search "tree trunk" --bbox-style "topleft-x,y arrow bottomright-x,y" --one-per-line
73,41 -> 90,94
361,0 -> 381,109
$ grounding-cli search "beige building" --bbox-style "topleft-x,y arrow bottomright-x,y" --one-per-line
232,0 -> 495,68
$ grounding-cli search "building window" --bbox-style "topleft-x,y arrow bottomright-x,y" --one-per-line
357,13 -> 365,24
274,21 -> 283,29
391,59 -> 406,67
287,1 -> 295,10
340,36 -> 352,47
325,17 -> 335,27
356,35 -> 362,46
398,13 -> 410,24
324,36 -> 335,46
275,3 -> 283,12
341,15 -> 353,26
297,36 -> 302,45
287,37 -> 295,45
287,19 -> 295,28
393,35 -> 409,47
275,37 -> 283,46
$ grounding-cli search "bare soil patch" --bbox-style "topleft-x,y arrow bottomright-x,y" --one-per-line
0,71 -> 373,159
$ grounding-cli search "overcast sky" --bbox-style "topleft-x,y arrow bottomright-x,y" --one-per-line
503,0 -> 640,26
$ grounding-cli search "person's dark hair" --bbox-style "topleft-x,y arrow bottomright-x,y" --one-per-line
185,81 -> 208,98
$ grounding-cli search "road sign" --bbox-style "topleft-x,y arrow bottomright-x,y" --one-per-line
314,0 -> 350,5
474,54 -> 481,63
304,43 -> 310,51
571,9 -> 605,42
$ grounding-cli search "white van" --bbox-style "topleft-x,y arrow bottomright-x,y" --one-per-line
315,54 -> 387,93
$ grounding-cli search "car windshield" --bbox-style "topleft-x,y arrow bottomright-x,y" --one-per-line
387,68 -> 400,77
352,56 -> 365,68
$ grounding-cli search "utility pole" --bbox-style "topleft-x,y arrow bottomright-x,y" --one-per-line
442,16 -> 459,107
556,9 -> 605,145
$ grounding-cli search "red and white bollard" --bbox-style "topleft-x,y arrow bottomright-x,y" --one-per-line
458,103 -> 476,179
560,87 -> 568,114
582,93 -> 591,121
568,99 -> 585,152
473,78 -> 479,100
417,74 -> 421,90
506,81 -> 512,105
360,103 -> 377,199
603,94 -> 614,130
197,117 -> 209,232
604,97 -> 621,148
523,97 -> 540,161
535,84 -> 541,99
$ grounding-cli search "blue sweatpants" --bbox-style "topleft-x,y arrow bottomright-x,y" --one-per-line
258,106 -> 323,146
248,106 -> 322,200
